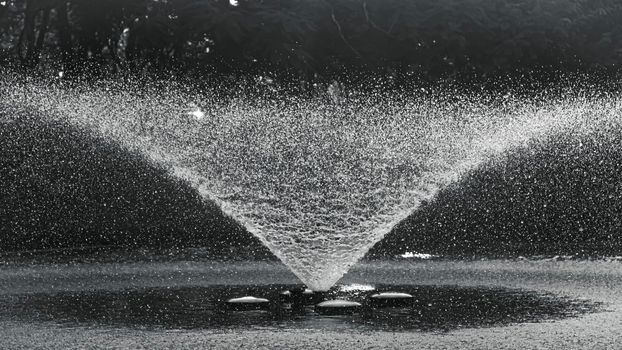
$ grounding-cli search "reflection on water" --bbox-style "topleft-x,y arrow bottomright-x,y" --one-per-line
1,285 -> 599,332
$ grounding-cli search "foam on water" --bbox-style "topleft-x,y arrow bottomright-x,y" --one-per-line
1,72 -> 620,290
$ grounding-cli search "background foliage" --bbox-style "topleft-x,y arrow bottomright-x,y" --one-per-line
1,0 -> 622,86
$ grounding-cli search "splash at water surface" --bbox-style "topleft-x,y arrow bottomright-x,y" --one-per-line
2,73 -> 620,290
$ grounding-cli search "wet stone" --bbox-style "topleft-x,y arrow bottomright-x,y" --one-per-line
370,292 -> 414,307
315,300 -> 362,315
226,296 -> 270,311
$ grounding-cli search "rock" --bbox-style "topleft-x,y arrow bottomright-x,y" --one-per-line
370,292 -> 413,299
370,292 -> 413,307
315,300 -> 362,315
226,296 -> 270,311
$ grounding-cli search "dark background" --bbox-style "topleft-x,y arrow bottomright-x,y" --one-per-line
2,0 -> 622,87
1,0 -> 622,259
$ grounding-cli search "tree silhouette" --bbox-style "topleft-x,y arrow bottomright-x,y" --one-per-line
1,0 -> 622,84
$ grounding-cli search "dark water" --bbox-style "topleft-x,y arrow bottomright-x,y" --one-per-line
1,284 -> 599,333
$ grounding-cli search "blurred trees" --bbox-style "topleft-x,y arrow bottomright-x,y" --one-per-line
1,0 -> 622,85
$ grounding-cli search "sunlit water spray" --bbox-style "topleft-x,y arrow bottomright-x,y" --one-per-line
2,73 -> 620,290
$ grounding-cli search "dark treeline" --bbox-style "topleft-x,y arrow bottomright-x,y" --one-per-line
1,0 -> 622,87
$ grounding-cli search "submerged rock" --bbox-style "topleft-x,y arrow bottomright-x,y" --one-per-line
315,300 -> 362,315
370,292 -> 413,299
370,292 -> 413,307
226,296 -> 270,311
227,296 -> 269,304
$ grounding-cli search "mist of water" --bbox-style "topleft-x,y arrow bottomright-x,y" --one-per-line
2,73 -> 620,290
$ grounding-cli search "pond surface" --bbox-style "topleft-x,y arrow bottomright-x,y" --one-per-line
0,283 -> 598,333
1,258 -> 618,349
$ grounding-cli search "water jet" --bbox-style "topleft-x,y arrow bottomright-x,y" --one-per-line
2,72 -> 621,291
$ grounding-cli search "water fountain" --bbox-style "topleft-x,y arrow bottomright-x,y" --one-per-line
1,71 -> 620,291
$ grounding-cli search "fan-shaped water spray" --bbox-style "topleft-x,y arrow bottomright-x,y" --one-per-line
2,73 -> 620,290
